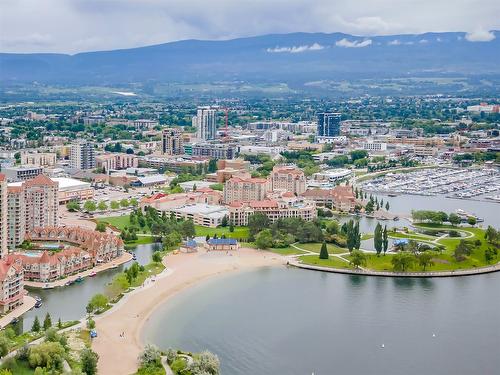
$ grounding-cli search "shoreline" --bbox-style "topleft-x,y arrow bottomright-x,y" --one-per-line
288,259 -> 500,278
92,248 -> 285,375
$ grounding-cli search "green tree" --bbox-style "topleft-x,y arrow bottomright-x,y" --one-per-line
448,213 -> 461,226
88,294 -> 108,313
163,232 -> 182,251
255,229 -> 273,249
28,341 -> 66,371
95,222 -> 107,232
365,200 -> 374,214
382,225 -> 389,255
110,201 -> 120,210
248,212 -> 270,239
319,241 -> 329,260
129,198 -> 139,207
80,348 -> 99,375
385,201 -> 390,211
220,215 -> 228,227
373,223 -> 383,256
32,316 -> 41,332
97,201 -> 108,211
0,336 -> 10,357
485,248 -> 498,264
180,220 -> 196,238
229,223 -> 235,233
350,250 -> 367,269
43,313 -> 52,330
57,318 -> 62,329
66,201 -> 80,212
120,199 -> 130,208
391,252 -> 415,272
326,220 -> 340,235
152,251 -> 162,263
467,216 -> 477,226
418,252 -> 434,271
83,200 -> 97,212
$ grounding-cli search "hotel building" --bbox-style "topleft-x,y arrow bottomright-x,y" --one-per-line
223,176 -> 270,204
270,165 -> 306,195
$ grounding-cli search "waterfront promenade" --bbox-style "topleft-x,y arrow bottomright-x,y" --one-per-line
0,296 -> 36,329
288,259 -> 500,278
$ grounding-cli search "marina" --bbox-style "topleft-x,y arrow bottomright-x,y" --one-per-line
360,167 -> 500,200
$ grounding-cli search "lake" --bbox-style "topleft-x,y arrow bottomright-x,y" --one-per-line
142,266 -> 500,375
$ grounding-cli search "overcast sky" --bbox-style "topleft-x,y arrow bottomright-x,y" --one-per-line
1,0 -> 498,53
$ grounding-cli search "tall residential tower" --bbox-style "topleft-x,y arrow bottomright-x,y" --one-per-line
194,106 -> 217,140
0,174 -> 7,258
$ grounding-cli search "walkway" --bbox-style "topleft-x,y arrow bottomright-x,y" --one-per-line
24,252 -> 133,289
0,296 -> 36,329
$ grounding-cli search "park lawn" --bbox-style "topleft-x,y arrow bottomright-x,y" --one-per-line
299,255 -> 351,269
194,225 -> 249,239
130,262 -> 165,288
389,231 -> 437,241
124,235 -> 156,247
295,242 -> 348,254
267,247 -> 306,255
361,233 -> 374,240
98,215 -> 134,231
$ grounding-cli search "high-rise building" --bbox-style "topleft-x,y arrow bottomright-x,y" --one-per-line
23,174 -> 59,231
162,128 -> 184,155
317,112 -> 341,138
0,174 -> 7,258
6,186 -> 25,250
70,141 -> 95,170
195,106 -> 217,140
223,176 -> 270,204
270,165 -> 306,195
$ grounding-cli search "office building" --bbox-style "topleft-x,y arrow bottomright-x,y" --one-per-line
317,112 -> 341,138
195,106 -> 217,140
162,128 -> 184,155
70,141 -> 96,170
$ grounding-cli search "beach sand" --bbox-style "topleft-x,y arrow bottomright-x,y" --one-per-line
92,247 -> 285,375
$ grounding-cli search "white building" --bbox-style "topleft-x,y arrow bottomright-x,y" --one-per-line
361,141 -> 387,152
195,106 -> 217,140
70,141 -> 96,170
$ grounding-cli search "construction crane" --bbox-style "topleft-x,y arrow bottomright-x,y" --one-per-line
222,107 -> 230,139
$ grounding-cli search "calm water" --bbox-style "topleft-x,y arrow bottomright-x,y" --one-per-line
17,243 -> 159,332
143,266 -> 500,375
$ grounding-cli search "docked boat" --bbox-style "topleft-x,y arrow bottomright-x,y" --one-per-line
89,271 -> 97,277
75,276 -> 84,283
132,254 -> 137,260
388,193 -> 398,197
35,300 -> 43,308
65,280 -> 75,286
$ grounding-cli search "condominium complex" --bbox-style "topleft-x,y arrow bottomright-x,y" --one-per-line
224,176 -> 270,203
228,196 -> 317,226
70,141 -> 95,170
194,106 -> 217,140
20,152 -> 57,167
162,128 -> 184,155
23,174 -> 59,232
317,112 -> 341,138
1,165 -> 43,182
96,153 -> 139,171
0,259 -> 24,313
6,186 -> 25,250
191,143 -> 236,159
302,185 -> 356,211
0,174 -> 7,258
270,165 -> 306,195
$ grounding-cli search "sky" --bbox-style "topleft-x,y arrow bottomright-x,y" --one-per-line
0,0 -> 499,54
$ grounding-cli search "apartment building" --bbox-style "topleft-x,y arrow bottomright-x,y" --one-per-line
191,143 -> 236,159
228,196 -> 317,226
96,153 -> 139,171
1,165 -> 43,182
162,128 -> 184,155
0,174 -> 7,258
223,176 -> 270,204
0,259 -> 24,314
302,185 -> 356,211
194,106 -> 217,140
70,141 -> 96,170
6,186 -> 25,250
23,174 -> 59,231
270,165 -> 306,195
21,152 -> 57,168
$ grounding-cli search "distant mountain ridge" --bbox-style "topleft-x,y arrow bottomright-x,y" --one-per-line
0,31 -> 499,85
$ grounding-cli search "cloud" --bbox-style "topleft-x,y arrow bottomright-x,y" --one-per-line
266,43 -> 325,53
465,30 -> 496,42
388,39 -> 401,45
336,38 -> 372,48
419,39 -> 429,44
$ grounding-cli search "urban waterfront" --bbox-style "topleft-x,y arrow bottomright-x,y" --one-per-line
143,266 -> 500,375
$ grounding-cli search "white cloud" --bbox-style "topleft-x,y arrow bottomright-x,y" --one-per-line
335,38 -> 372,48
388,39 -> 401,45
266,43 -> 325,53
419,39 -> 429,44
465,29 -> 496,42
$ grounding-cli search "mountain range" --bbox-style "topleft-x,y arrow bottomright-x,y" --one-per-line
0,31 -> 499,95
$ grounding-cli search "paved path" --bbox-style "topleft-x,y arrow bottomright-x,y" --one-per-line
0,296 -> 36,329
161,356 -> 174,375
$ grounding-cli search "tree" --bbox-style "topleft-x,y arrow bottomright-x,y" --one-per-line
248,212 -> 270,238
110,201 -> 120,210
95,222 -> 107,232
467,216 -> 477,226
382,225 -> 389,255
83,200 -> 97,212
485,248 -> 498,264
255,229 -> 273,249
319,241 -> 329,260
365,200 -> 374,214
88,294 -> 108,313
0,336 -> 9,357
180,220 -> 196,238
454,240 -> 474,261
66,201 -> 80,212
448,213 -> 461,226
220,215 -> 228,227
188,350 -> 220,375
350,250 -> 367,268
43,313 -> 52,330
373,223 -> 383,256
120,199 -> 129,208
152,251 -> 162,263
80,348 -> 99,375
32,316 -> 41,332
207,159 -> 218,173
163,232 -> 182,251
57,318 -> 62,329
391,252 -> 415,272
326,220 -> 340,235
229,223 -> 234,233
418,252 -> 434,271
385,201 -> 390,211
484,226 -> 498,244
28,341 -> 66,371
97,201 -> 108,211
130,198 -> 139,207
205,234 -> 210,242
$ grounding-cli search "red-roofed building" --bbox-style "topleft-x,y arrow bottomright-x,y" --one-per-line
270,165 -> 306,195
0,174 -> 7,258
0,258 -> 24,313
302,185 -> 356,212
23,174 -> 59,231
223,176 -> 270,204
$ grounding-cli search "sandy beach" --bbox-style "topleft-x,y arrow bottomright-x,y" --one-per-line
92,248 -> 285,375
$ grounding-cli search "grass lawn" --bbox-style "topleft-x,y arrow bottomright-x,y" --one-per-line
299,255 -> 351,269
98,215 -> 137,232
388,231 -> 436,241
294,242 -> 348,254
361,233 -> 374,240
130,262 -> 165,287
194,225 -> 249,239
124,235 -> 156,247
